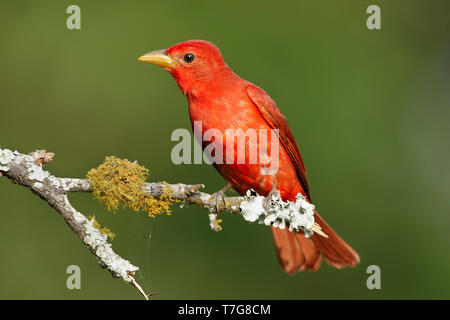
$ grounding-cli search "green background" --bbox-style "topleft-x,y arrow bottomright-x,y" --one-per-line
1,0 -> 449,299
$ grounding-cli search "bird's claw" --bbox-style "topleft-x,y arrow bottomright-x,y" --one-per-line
263,188 -> 279,212
211,183 -> 232,214
211,190 -> 226,214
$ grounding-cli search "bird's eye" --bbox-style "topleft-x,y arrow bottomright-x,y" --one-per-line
183,53 -> 195,63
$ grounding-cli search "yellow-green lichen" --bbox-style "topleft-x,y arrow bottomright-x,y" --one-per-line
88,215 -> 116,239
87,156 -> 175,217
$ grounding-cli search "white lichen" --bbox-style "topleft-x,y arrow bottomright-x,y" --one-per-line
239,190 -> 317,238
58,178 -> 81,192
27,164 -> 49,182
83,218 -> 138,281
63,196 -> 87,225
0,149 -> 15,171
33,182 -> 44,190
208,213 -> 222,232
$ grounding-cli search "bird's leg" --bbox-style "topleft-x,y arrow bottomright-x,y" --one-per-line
263,176 -> 279,212
208,183 -> 233,232
211,182 -> 233,214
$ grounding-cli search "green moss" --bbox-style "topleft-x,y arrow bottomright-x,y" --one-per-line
87,156 -> 175,217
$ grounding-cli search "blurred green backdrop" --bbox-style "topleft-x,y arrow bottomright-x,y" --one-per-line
1,0 -> 449,299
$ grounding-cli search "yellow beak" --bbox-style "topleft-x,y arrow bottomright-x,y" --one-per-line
137,49 -> 175,68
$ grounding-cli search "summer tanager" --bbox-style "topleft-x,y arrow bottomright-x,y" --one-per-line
138,40 -> 359,273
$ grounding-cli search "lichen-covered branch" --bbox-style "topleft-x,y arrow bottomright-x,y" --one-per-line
59,170 -> 324,237
0,149 -> 150,299
0,147 -> 325,299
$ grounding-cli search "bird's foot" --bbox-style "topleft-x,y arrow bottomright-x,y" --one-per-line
211,183 -> 232,214
209,183 -> 232,232
263,183 -> 279,212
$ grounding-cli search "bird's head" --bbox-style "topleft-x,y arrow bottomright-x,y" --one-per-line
138,40 -> 233,96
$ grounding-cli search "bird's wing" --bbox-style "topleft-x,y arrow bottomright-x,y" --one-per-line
246,84 -> 311,200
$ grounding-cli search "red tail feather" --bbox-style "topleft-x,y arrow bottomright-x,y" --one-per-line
272,211 -> 359,273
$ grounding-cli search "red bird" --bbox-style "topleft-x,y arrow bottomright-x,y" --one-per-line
138,40 -> 359,273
